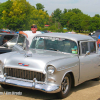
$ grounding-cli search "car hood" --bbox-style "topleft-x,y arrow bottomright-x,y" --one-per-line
3,49 -> 75,72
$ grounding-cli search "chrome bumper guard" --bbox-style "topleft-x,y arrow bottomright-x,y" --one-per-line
0,74 -> 61,93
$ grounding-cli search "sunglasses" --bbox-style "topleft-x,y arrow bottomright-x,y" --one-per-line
31,26 -> 36,28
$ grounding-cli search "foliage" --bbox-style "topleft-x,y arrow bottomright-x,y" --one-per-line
52,8 -> 62,22
68,14 -> 83,32
0,2 -> 5,28
1,0 -> 32,31
36,3 -> 44,11
60,12 -> 76,28
80,14 -> 91,31
94,14 -> 100,18
0,0 -> 100,33
29,9 -> 49,30
89,17 -> 100,32
69,8 -> 83,14
1,0 -> 49,31
63,8 -> 67,14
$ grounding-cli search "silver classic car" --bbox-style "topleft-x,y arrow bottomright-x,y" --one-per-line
0,33 -> 99,99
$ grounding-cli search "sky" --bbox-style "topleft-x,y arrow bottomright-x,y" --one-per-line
0,0 -> 100,17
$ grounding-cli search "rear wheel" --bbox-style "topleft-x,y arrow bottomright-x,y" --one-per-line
1,84 -> 13,89
57,73 -> 71,99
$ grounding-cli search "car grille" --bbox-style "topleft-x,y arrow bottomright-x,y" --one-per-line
4,68 -> 45,82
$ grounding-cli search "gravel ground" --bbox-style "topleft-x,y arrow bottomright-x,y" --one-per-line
0,80 -> 100,100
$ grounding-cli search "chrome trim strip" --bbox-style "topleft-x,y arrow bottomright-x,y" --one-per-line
0,77 -> 61,93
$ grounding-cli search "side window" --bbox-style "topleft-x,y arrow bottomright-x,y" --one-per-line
81,41 -> 96,54
81,42 -> 88,54
63,40 -> 78,53
17,34 -> 26,47
90,42 -> 96,53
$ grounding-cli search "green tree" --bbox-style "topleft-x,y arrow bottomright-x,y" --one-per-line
89,17 -> 100,32
69,13 -> 83,32
94,14 -> 100,18
60,12 -> 75,28
63,8 -> 67,14
81,14 -> 91,32
0,2 -> 5,28
29,8 -> 49,30
68,8 -> 83,14
0,0 -> 13,28
36,3 -> 44,11
71,8 -> 83,14
52,8 -> 62,22
2,0 -> 32,31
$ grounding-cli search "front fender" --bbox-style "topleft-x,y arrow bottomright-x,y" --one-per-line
45,56 -> 79,86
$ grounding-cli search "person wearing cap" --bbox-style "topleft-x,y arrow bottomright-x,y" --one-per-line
31,24 -> 38,33
19,24 -> 42,49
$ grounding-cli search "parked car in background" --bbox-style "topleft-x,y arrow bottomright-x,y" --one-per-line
1,30 -> 41,54
0,33 -> 99,99
3,33 -> 26,49
0,32 -> 18,54
0,33 -> 18,45
1,32 -> 28,54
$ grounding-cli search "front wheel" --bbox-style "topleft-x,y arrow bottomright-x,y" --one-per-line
57,73 -> 71,99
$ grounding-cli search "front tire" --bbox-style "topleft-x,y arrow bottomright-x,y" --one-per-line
57,73 -> 71,99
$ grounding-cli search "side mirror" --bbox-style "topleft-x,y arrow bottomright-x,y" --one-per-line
85,51 -> 90,56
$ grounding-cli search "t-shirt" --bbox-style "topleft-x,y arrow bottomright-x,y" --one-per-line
23,31 -> 42,49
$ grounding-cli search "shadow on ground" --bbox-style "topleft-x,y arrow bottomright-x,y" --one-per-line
0,80 -> 100,100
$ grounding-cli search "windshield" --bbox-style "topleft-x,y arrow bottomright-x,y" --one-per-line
30,36 -> 78,54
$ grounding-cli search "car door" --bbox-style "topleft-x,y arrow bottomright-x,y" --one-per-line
79,41 -> 100,83
17,34 -> 27,49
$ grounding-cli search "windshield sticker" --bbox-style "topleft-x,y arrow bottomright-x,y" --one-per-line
35,37 -> 65,41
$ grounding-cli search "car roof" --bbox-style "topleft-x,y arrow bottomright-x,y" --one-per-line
36,33 -> 95,41
0,33 -> 18,35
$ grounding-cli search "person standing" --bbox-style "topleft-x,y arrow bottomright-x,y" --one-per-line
19,24 -> 42,49
97,35 -> 100,48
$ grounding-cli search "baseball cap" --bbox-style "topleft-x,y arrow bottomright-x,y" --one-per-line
31,24 -> 37,28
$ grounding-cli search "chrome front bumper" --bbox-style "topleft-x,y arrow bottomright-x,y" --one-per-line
0,75 -> 61,93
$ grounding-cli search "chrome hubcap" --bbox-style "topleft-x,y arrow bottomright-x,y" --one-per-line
61,76 -> 69,94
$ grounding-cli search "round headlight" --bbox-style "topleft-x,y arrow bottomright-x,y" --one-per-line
47,66 -> 55,74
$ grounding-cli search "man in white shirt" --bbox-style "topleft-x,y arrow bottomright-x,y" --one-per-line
19,24 -> 42,49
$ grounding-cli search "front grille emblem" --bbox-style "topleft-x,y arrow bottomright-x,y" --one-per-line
18,63 -> 29,66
